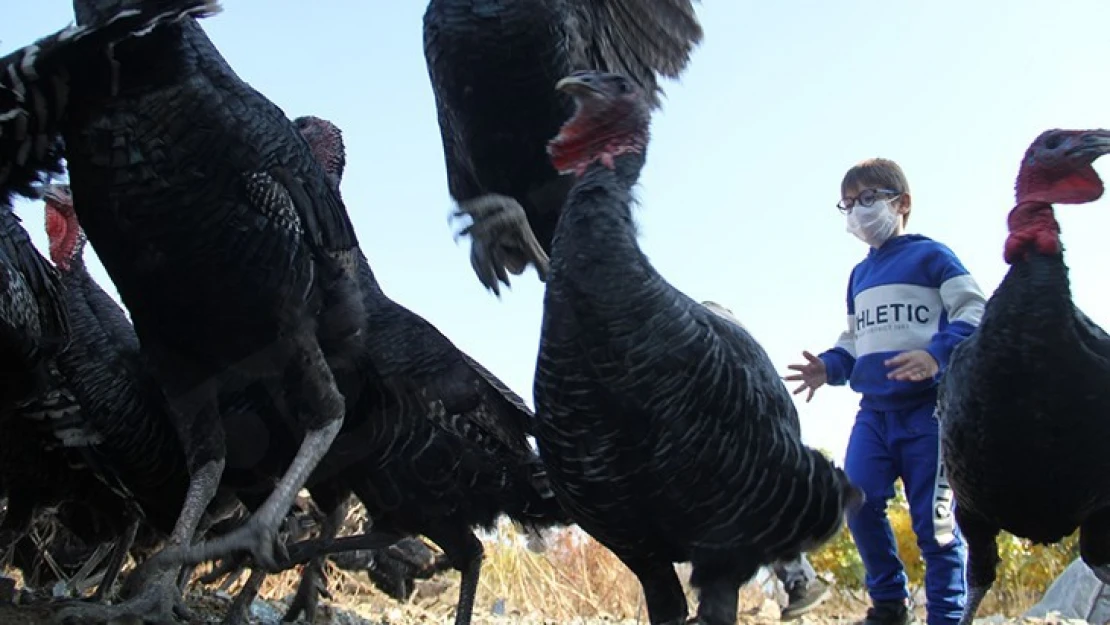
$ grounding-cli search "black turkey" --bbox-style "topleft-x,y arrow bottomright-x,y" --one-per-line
937,128 -> 1110,625
530,70 -> 862,625
423,0 -> 703,294
3,0 -> 368,621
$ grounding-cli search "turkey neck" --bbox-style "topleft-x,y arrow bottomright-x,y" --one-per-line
549,152 -> 648,292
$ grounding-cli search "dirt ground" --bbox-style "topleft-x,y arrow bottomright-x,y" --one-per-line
0,588 -> 1087,625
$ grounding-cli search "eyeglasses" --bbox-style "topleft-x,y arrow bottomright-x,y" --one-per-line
837,188 -> 902,213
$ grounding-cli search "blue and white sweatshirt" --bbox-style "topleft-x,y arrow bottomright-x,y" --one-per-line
818,234 -> 987,411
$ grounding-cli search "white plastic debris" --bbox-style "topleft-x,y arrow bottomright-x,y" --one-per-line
1024,558 -> 1110,623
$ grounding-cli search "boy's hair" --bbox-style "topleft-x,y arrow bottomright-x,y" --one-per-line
841,157 -> 912,224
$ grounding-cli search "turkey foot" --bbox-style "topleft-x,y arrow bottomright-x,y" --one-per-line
281,559 -> 331,623
50,454 -> 226,625
452,194 -> 549,295
689,565 -> 748,625
197,552 -> 250,586
52,566 -> 192,625
283,501 -> 344,623
955,507 -> 999,625
160,514 -> 286,574
221,569 -> 267,625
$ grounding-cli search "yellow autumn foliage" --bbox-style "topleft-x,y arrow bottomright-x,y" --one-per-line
807,478 -> 1078,616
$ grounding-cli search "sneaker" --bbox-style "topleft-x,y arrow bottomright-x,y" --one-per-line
780,577 -> 832,620
855,600 -> 916,625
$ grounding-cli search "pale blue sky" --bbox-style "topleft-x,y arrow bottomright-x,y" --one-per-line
5,2 -> 1110,463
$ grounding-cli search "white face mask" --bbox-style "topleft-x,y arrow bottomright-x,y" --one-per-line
846,199 -> 899,247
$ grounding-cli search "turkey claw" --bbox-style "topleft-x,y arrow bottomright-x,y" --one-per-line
281,562 -> 328,623
164,518 -> 282,574
52,567 -> 189,625
450,193 -> 549,295
198,553 -> 250,585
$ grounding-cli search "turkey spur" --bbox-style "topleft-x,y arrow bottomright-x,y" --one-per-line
531,70 -> 863,625
5,0 -> 369,622
423,0 -> 703,295
938,128 -> 1110,625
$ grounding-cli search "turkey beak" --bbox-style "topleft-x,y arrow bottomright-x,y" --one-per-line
41,183 -> 70,204
556,75 -> 601,98
1073,130 -> 1110,160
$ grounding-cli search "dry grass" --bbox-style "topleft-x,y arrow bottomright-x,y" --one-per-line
6,503 -> 1058,624
197,518 -> 1050,624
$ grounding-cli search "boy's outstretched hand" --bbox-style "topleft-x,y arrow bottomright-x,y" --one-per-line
885,349 -> 938,381
785,350 -> 827,403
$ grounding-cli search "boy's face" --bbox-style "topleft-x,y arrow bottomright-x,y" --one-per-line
839,183 -> 910,246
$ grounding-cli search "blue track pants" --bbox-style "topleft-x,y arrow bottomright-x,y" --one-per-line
844,400 -> 966,625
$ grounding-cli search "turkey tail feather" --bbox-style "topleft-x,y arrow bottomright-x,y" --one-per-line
0,0 -> 223,204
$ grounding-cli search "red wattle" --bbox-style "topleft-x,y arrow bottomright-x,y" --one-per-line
1003,202 -> 1060,264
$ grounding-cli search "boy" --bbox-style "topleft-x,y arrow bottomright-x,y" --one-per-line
784,159 -> 986,625
700,300 -> 832,621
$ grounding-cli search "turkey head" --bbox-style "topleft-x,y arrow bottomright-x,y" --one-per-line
294,115 -> 346,191
1005,129 -> 1110,264
547,70 -> 651,176
1015,129 -> 1110,206
43,184 -> 86,273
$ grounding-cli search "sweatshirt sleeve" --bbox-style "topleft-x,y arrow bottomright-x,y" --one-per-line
924,244 -> 987,373
818,273 -> 857,386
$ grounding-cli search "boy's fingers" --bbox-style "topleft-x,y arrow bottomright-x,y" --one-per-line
884,352 -> 909,367
887,364 -> 917,380
792,384 -> 808,395
806,388 -> 816,402
786,364 -> 808,372
783,373 -> 804,381
803,350 -> 820,364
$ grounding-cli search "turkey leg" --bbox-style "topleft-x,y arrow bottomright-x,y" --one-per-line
283,497 -> 349,623
954,507 -> 1000,625
89,517 -> 139,601
221,569 -> 267,625
420,525 -> 485,625
689,559 -> 757,625
619,555 -> 689,625
175,425 -> 344,571
452,194 -> 550,295
1080,507 -> 1110,584
167,335 -> 348,572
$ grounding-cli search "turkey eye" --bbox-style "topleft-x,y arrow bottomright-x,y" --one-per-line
1045,134 -> 1062,150
618,80 -> 631,93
